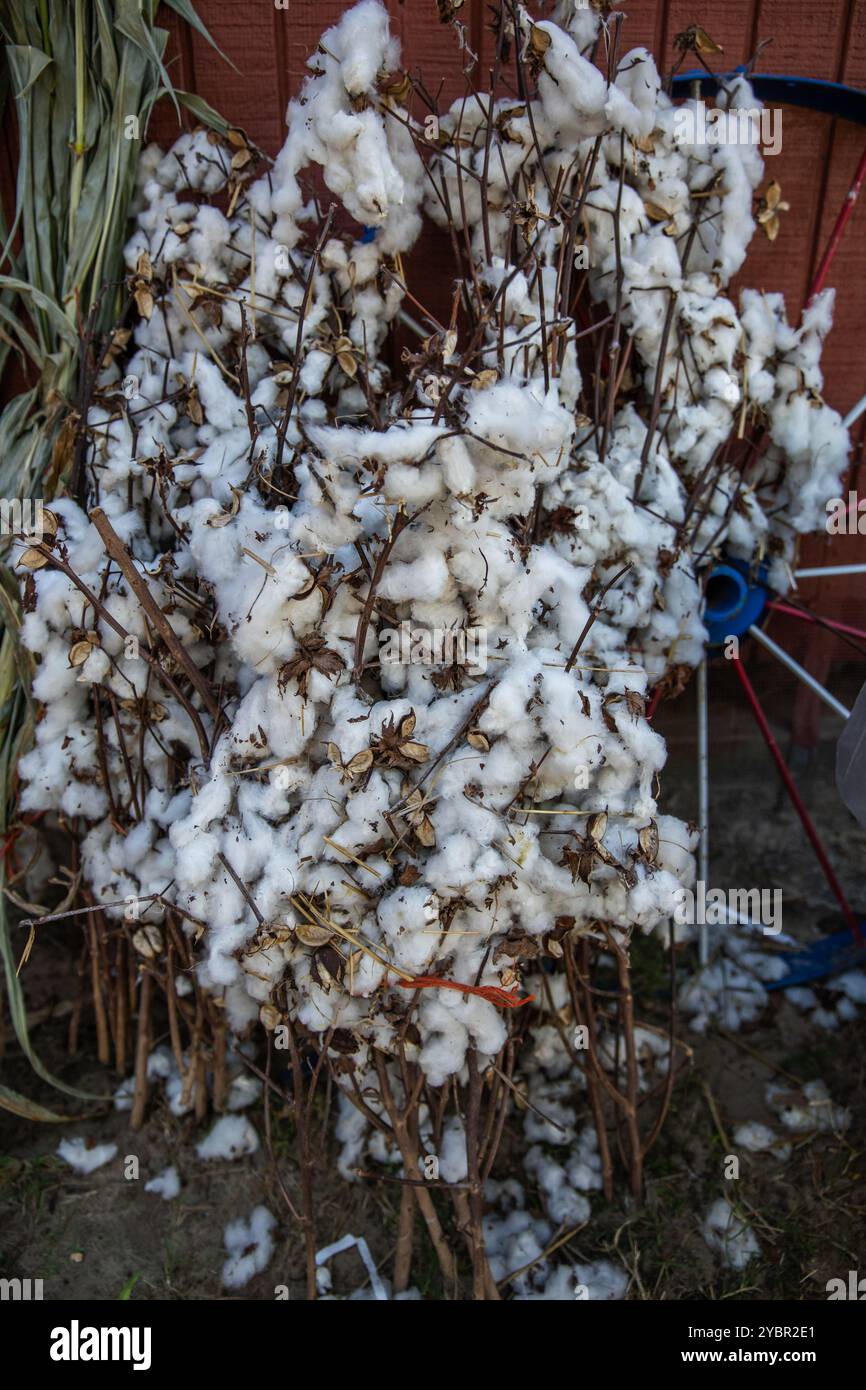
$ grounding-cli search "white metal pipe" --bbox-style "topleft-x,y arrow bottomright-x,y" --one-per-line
696,657 -> 710,967
397,308 -> 426,339
794,563 -> 866,579
748,624 -> 851,719
843,391 -> 866,430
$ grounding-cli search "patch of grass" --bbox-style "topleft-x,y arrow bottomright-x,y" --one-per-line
779,1040 -> 837,1078
267,1108 -> 296,1160
629,931 -> 672,1001
0,1153 -> 61,1214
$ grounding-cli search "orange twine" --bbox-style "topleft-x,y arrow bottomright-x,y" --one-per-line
392,973 -> 534,1009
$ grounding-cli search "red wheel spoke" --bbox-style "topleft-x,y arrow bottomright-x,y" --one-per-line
808,144 -> 866,301
732,656 -> 861,941
766,599 -> 866,648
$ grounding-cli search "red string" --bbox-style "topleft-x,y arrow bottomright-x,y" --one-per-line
646,686 -> 662,721
392,974 -> 535,1009
732,656 -> 862,943
808,145 -> 866,302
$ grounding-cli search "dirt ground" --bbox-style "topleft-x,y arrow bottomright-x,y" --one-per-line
1,651 -> 864,1301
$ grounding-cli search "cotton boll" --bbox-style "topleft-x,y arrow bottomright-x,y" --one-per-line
145,1165 -> 181,1199
483,1202 -> 551,1285
732,1122 -> 791,1162
57,1138 -> 118,1174
765,1079 -> 850,1134
785,985 -> 819,1011
196,1114 -> 260,1161
336,1091 -> 372,1180
437,1117 -> 469,1183
226,1070 -> 261,1111
222,1206 -> 276,1289
524,1145 -> 591,1226
830,971 -> 866,1005
114,1076 -> 135,1111
417,995 -> 470,1086
532,22 -> 607,142
702,1198 -> 760,1269
377,886 -> 440,974
836,996 -> 859,1023
377,551 -> 450,603
438,435 -> 476,494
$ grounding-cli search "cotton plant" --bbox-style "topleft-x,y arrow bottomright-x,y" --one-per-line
13,0 -> 849,1298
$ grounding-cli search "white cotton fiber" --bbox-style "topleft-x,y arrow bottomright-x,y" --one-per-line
222,1206 -> 276,1289
702,1199 -> 760,1270
196,1115 -> 260,1161
145,1165 -> 181,1200
57,1137 -> 118,1174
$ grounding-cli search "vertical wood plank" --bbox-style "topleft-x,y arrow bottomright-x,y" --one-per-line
187,1 -> 287,151
149,6 -> 195,149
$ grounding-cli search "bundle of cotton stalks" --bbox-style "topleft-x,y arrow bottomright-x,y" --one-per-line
13,0 -> 848,1298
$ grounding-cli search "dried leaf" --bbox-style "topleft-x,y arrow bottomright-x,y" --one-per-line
493,931 -> 541,963
471,368 -> 498,390
624,690 -> 646,721
186,386 -> 203,425
346,748 -> 374,779
529,24 -> 551,60
16,547 -> 48,570
638,821 -> 659,863
404,788 -> 436,846
379,71 -> 412,104
296,921 -> 333,947
206,488 -> 242,528
694,26 -> 723,54
400,741 -> 430,764
278,634 -> 345,697
312,952 -> 341,991
69,640 -> 95,667
371,710 -> 429,769
132,925 -> 162,959
134,286 -> 154,321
